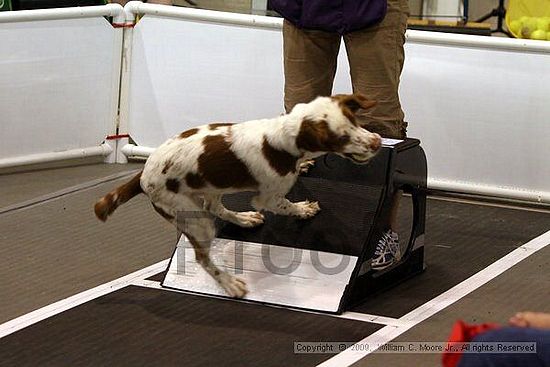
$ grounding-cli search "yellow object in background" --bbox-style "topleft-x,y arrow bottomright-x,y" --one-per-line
506,0 -> 550,40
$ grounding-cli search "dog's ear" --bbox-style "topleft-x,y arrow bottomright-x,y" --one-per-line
296,118 -> 350,153
333,94 -> 377,113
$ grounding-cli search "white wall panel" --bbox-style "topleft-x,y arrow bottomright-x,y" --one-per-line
0,17 -> 121,160
129,15 -> 283,147
129,15 -> 352,148
401,41 -> 550,195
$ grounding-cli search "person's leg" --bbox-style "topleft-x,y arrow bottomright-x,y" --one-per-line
343,0 -> 409,139
344,0 -> 409,270
283,20 -> 341,113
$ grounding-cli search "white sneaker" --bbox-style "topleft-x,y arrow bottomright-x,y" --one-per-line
371,230 -> 401,271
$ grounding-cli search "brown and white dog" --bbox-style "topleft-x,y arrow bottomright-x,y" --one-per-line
94,93 -> 382,298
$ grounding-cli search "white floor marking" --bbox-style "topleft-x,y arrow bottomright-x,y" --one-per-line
0,260 -> 169,339
133,279 -> 404,327
337,312 -> 410,328
316,229 -> 550,367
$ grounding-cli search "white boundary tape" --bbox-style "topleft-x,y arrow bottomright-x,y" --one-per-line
0,260 -> 168,339
316,229 -> 550,367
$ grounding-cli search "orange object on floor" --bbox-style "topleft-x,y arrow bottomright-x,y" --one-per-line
442,320 -> 501,367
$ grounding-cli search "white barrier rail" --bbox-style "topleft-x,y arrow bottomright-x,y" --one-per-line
123,1 -> 281,28
0,5 -> 124,168
428,179 -> 550,204
121,143 -> 154,158
406,28 -> 550,53
0,4 -> 125,23
0,144 -> 113,169
121,3 -> 550,204
0,4 -> 124,23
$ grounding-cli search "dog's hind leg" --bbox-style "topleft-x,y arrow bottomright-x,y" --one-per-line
186,233 -> 248,298
173,195 -> 248,298
203,194 -> 264,228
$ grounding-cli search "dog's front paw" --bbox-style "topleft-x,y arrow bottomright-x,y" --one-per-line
218,273 -> 248,298
299,159 -> 315,174
295,200 -> 321,219
233,211 -> 265,228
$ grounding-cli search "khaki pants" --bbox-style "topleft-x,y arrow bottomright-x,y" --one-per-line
283,0 -> 410,139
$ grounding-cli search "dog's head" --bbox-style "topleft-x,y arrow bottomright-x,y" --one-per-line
293,93 -> 382,164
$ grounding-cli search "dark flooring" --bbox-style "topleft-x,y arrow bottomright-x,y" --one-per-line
0,286 -> 380,367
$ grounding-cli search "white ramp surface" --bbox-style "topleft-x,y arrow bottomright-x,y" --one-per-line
163,236 -> 358,313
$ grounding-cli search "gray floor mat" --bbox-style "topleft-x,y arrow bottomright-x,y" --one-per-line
0,174 -> 175,323
0,286 -> 381,367
0,163 -> 143,208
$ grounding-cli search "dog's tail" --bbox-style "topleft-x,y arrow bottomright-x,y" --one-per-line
94,171 -> 143,222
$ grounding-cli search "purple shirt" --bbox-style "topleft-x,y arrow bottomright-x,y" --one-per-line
269,0 -> 388,34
